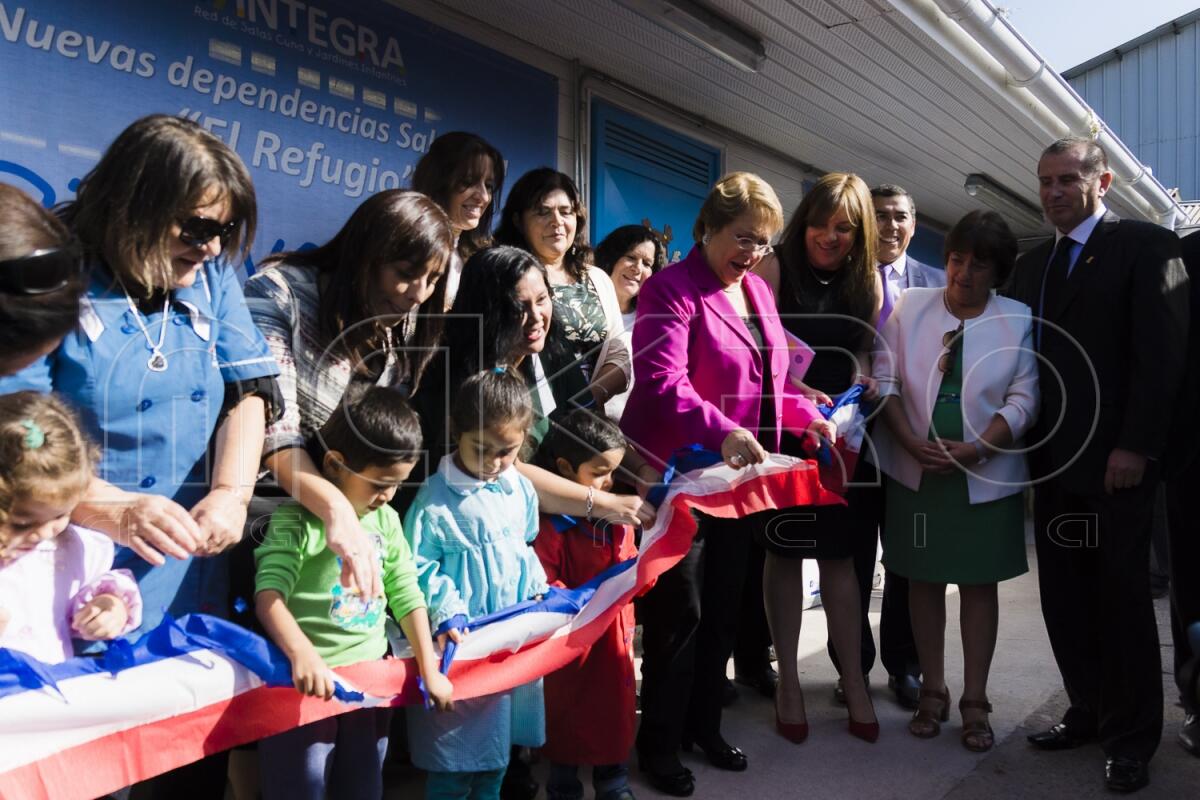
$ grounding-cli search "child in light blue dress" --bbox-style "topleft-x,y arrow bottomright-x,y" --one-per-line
405,368 -> 548,799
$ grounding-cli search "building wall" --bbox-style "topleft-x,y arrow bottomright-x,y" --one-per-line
1067,16 -> 1200,201
387,0 -> 945,253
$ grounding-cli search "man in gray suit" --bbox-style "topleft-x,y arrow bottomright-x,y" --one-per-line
833,184 -> 944,709
874,184 -> 946,322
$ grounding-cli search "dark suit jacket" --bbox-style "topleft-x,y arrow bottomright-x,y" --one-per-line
1006,212 -> 1189,493
904,256 -> 946,289
1168,230 -> 1200,476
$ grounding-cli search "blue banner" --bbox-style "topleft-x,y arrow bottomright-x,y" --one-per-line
0,0 -> 558,272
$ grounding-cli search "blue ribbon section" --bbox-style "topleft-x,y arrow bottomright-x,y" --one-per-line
646,444 -> 725,508
548,514 -> 578,533
0,613 -> 365,703
814,385 -> 867,465
427,559 -> 639,684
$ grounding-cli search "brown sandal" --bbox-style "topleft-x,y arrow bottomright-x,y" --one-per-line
908,686 -> 950,738
959,697 -> 994,752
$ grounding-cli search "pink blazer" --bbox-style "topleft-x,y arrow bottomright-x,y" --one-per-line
621,246 -> 819,468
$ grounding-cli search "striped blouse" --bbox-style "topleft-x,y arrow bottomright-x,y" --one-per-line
245,262 -> 409,457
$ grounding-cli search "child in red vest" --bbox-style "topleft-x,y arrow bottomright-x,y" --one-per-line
535,409 -> 639,800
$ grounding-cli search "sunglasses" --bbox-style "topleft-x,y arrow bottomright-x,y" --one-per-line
0,246 -> 84,296
938,321 -> 965,374
178,216 -> 238,247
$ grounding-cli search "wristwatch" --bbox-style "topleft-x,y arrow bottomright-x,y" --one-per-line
972,439 -> 989,465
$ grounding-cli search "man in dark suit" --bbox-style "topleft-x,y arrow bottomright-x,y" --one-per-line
1166,229 -> 1200,756
1008,137 -> 1189,793
830,184 -> 944,709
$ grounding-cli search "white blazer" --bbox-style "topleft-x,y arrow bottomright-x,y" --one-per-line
587,265 -> 632,383
871,288 -> 1039,503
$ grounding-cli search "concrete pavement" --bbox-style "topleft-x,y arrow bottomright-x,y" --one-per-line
386,534 -> 1199,798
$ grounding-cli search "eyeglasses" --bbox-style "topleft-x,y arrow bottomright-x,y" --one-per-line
178,216 -> 238,247
0,246 -> 84,295
938,321 -> 965,373
733,235 -> 773,256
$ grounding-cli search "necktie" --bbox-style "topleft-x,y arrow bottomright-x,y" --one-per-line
877,264 -> 896,330
1038,237 -> 1074,348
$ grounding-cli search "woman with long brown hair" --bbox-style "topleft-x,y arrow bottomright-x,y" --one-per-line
245,189 -> 454,596
753,171 -> 884,744
410,131 -> 505,311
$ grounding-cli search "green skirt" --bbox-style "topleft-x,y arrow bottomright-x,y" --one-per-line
882,349 -> 1027,585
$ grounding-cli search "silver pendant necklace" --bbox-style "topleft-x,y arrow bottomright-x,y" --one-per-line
121,283 -> 171,372
807,262 -> 836,286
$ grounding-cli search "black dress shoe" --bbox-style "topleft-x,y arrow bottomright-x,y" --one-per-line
500,748 -> 539,800
1104,757 -> 1149,793
1180,713 -> 1200,756
734,665 -> 779,698
887,674 -> 921,710
682,735 -> 749,771
1027,722 -> 1093,751
638,753 -> 695,797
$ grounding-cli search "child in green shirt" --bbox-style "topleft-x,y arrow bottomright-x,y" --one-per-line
255,386 -> 452,799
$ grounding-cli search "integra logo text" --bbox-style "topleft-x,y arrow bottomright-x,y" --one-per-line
237,0 -> 404,72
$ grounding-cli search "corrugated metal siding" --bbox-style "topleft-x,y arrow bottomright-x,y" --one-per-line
1068,17 -> 1200,200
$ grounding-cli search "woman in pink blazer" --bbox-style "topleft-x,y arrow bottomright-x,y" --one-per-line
622,173 -> 828,796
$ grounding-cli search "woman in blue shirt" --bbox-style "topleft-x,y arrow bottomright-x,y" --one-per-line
0,114 -> 280,637
0,113 -> 281,797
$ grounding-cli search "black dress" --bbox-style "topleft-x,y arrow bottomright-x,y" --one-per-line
754,260 -> 878,560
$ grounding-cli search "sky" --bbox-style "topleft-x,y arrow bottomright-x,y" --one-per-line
1001,0 -> 1199,72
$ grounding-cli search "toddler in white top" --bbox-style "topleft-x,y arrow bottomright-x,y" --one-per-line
0,391 -> 141,664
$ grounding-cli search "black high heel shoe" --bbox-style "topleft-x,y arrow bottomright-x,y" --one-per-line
681,734 -> 749,771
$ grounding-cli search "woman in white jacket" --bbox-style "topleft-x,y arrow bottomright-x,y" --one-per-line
872,210 -> 1038,753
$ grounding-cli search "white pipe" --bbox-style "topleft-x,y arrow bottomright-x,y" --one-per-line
894,0 -> 1181,228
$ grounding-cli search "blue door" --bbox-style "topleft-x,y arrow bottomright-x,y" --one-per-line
590,100 -> 721,263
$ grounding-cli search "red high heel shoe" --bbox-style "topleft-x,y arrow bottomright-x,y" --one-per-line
775,710 -> 809,744
848,716 -> 880,743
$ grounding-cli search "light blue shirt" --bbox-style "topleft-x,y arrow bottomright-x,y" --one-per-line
1054,202 -> 1107,277
403,455 -> 548,772
0,260 -> 279,635
404,456 -> 547,629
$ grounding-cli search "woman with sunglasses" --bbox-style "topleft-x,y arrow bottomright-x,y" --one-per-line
0,184 -> 85,376
751,172 -> 884,745
0,114 -> 280,794
622,173 -> 831,796
872,210 -> 1038,751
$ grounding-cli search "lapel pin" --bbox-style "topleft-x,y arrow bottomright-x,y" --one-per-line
1086,256 -> 1094,264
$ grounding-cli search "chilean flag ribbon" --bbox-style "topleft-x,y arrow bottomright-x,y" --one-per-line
0,452 -> 842,800
813,385 -> 871,494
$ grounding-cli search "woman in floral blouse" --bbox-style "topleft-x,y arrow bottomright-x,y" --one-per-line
495,168 -> 629,411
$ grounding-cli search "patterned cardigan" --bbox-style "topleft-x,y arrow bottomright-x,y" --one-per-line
244,262 -> 409,457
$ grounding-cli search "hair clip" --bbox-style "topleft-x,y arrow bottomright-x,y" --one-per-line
19,419 -> 45,450
492,366 -> 507,375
